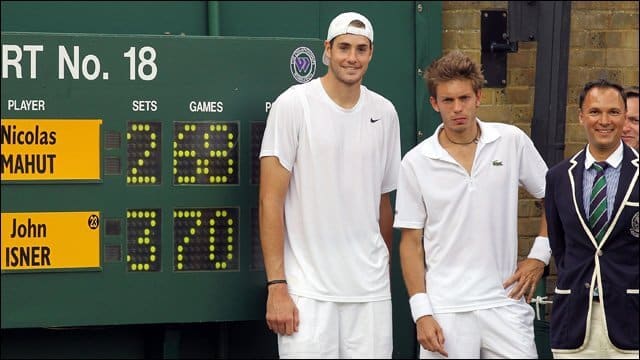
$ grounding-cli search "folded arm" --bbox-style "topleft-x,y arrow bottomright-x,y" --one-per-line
504,199 -> 548,302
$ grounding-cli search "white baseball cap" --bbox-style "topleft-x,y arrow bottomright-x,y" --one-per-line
322,12 -> 374,66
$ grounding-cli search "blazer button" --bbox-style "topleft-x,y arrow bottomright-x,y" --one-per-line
584,282 -> 591,288
597,250 -> 603,256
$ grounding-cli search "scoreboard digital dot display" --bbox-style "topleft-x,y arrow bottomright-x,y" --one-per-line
173,122 -> 238,185
126,209 -> 161,272
173,207 -> 239,271
251,122 -> 266,185
127,122 -> 161,185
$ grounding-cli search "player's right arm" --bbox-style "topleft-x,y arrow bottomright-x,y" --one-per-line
259,156 -> 298,336
400,228 -> 448,357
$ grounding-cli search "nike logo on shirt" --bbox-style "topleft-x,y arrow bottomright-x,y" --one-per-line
370,118 -> 381,123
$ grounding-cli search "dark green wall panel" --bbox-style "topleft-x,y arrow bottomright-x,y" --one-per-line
218,1 -> 322,38
1,2 -> 443,358
1,1 -> 209,35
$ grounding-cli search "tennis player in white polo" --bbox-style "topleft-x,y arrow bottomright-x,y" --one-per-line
395,50 -> 550,359
259,11 -> 401,358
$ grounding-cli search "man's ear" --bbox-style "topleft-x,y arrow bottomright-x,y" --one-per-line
324,40 -> 332,61
578,108 -> 584,126
429,96 -> 440,113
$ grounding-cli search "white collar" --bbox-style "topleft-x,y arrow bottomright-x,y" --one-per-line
584,141 -> 624,169
421,118 -> 500,159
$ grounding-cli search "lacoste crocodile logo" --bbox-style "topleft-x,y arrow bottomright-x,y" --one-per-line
492,160 -> 503,166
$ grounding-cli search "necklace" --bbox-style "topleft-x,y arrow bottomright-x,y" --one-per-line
442,123 -> 480,145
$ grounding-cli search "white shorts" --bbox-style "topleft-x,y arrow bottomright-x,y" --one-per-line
420,301 -> 537,359
278,295 -> 393,359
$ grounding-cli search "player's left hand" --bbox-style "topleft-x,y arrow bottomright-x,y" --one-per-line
503,258 -> 545,303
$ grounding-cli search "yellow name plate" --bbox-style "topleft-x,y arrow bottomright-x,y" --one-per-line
1,211 -> 101,271
1,119 -> 102,181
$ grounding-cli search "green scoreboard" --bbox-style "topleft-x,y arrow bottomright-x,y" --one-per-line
1,32 -> 323,328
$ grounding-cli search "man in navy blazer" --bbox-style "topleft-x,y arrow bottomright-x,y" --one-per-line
545,79 -> 639,358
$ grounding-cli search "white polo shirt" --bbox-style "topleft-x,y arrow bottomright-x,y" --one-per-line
260,78 -> 401,302
394,119 -> 547,313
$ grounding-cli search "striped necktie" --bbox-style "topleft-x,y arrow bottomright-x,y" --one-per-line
589,161 -> 609,243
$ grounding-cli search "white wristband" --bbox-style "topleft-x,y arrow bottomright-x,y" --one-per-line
527,236 -> 551,265
409,293 -> 433,323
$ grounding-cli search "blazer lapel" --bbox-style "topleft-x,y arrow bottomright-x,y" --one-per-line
612,146 -> 638,212
569,149 -> 588,223
599,145 -> 639,246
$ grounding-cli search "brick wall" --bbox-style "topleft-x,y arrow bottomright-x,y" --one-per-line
565,1 -> 639,155
440,0 -> 639,317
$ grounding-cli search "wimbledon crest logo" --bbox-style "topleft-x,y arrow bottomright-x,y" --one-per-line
290,47 -> 316,83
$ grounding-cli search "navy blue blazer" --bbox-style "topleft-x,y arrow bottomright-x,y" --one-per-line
545,144 -> 639,351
